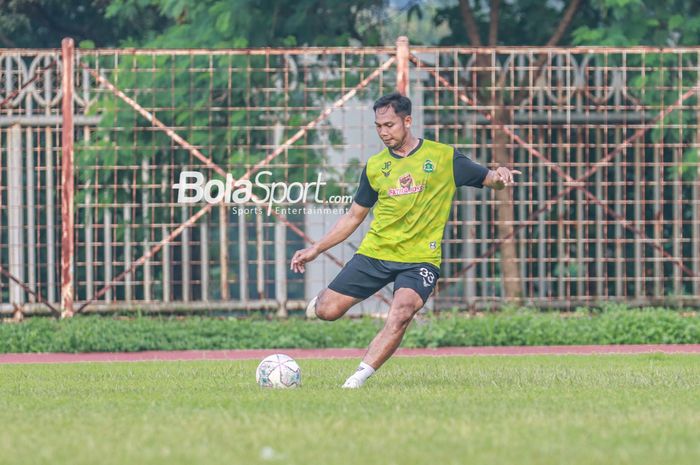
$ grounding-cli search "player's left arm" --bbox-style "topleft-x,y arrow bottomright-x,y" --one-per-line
482,167 -> 522,190
453,149 -> 521,190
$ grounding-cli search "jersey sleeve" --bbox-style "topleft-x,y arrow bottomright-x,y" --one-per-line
453,149 -> 490,188
353,165 -> 378,208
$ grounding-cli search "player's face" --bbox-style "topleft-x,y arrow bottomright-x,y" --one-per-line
375,106 -> 411,150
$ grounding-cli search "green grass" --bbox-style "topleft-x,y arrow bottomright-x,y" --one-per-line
1,355 -> 699,465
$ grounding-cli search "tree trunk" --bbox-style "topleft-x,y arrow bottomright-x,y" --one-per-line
492,103 -> 522,302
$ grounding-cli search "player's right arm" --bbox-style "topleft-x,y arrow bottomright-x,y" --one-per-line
290,202 -> 371,273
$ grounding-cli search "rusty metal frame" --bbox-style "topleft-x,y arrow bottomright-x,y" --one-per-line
396,37 -> 410,96
5,42 -> 698,314
0,55 -> 62,316
0,59 -> 56,110
0,265 -> 60,317
73,52 -> 399,313
408,53 -> 699,294
60,38 -> 75,318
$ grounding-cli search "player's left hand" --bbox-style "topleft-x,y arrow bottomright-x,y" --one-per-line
290,246 -> 320,273
494,167 -> 521,187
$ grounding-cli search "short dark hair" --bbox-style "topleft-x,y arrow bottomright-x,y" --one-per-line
373,92 -> 411,117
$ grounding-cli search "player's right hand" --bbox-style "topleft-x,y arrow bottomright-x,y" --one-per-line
290,246 -> 320,273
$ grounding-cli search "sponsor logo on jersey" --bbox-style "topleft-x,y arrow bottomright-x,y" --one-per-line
388,172 -> 425,196
429,241 -> 437,250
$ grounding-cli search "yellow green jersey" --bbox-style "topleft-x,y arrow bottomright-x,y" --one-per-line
353,138 -> 489,267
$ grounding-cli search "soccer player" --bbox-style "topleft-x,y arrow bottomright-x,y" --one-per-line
290,92 -> 520,388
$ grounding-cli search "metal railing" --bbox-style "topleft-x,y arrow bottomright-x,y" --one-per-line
1,39 -> 698,316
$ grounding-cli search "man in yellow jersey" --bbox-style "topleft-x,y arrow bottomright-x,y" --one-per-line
290,92 -> 520,388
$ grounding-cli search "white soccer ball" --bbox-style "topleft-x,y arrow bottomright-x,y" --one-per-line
256,354 -> 301,388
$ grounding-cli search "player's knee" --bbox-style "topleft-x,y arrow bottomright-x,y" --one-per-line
315,291 -> 342,321
387,301 -> 419,331
387,314 -> 413,333
316,305 -> 341,321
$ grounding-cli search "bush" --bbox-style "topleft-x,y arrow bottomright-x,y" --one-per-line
0,307 -> 698,353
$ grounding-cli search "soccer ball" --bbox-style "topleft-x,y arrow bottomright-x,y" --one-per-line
256,354 -> 301,388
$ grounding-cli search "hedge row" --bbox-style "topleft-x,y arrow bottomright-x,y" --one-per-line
0,306 -> 698,353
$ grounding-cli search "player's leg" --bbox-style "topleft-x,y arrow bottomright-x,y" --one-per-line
361,287 -> 424,366
342,263 -> 439,388
307,254 -> 393,320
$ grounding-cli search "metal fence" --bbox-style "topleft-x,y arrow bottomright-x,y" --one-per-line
1,39 -> 699,316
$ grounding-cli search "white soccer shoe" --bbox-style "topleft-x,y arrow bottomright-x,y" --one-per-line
305,295 -> 319,319
341,377 -> 363,389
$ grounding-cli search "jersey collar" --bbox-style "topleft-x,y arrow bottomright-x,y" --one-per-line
388,138 -> 423,159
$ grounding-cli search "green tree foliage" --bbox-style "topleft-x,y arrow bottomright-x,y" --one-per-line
106,0 -> 386,48
572,0 -> 700,46
0,0 -> 170,48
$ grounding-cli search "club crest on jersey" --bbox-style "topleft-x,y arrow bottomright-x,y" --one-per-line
423,159 -> 434,173
388,172 -> 425,197
381,161 -> 392,177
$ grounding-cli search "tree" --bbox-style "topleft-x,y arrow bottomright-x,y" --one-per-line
423,0 -> 586,301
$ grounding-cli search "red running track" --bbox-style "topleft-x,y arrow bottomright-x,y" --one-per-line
1,345 -> 700,364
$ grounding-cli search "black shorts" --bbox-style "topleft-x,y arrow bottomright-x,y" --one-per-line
327,254 -> 440,304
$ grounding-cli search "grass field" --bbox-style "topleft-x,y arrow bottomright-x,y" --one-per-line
1,355 -> 699,465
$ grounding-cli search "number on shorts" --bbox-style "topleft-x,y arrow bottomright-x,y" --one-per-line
419,267 -> 435,284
